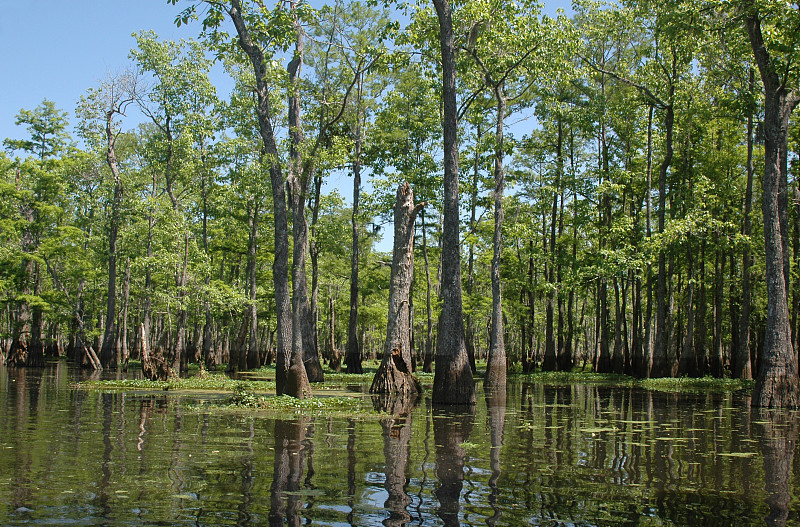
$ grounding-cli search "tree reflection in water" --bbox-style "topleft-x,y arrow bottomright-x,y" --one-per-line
3,363 -> 800,526
757,408 -> 798,527
433,404 -> 475,527
269,417 -> 311,527
485,389 -> 506,527
374,394 -> 418,526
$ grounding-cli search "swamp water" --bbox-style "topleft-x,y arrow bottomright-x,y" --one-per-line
0,362 -> 798,526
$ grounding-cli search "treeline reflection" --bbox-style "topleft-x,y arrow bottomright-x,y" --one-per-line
0,363 -> 798,526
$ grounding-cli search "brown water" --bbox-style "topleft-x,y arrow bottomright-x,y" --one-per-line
0,362 -> 797,526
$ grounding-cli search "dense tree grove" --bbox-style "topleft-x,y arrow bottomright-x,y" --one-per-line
1,0 -> 799,405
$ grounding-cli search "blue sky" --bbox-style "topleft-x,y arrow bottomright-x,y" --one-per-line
1,1 -> 194,145
1,0 -> 573,147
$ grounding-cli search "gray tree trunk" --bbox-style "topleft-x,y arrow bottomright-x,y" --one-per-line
431,0 -> 475,406
227,0 -> 309,398
100,109 -> 123,369
346,73 -> 364,375
745,8 -> 800,407
246,197 -> 260,370
735,69 -> 756,380
485,85 -> 506,391
371,183 -> 424,396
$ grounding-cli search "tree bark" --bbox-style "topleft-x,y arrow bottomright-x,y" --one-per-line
678,242 -> 698,377
346,70 -> 364,375
464,123 -> 481,374
422,210 -> 434,373
227,0 -> 309,398
246,196 -> 261,370
485,84 -> 507,391
431,0 -> 476,406
173,233 -> 189,374
310,174 -> 323,370
745,7 -> 800,407
710,245 -> 725,377
651,95 -> 675,377
100,109 -> 123,369
371,183 -> 424,396
120,257 -> 131,368
735,69 -> 756,380
595,117 -> 612,374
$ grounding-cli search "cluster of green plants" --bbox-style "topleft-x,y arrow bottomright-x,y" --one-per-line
79,373 -> 275,393
521,369 -> 754,393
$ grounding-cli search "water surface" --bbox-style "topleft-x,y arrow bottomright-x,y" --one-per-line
0,362 -> 797,526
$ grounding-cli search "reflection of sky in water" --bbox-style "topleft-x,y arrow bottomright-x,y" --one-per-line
0,362 -> 795,526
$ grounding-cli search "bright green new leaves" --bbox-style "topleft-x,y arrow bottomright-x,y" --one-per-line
3,100 -> 71,160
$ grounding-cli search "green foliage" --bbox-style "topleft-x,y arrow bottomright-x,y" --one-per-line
3,99 -> 71,160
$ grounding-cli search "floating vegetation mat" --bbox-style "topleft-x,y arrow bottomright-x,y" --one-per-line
520,371 -> 755,393
77,373 -> 276,394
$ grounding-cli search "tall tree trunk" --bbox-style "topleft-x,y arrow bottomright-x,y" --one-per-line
745,8 -> 800,407
371,183 -> 424,396
310,174 -> 323,370
543,120 -> 561,372
613,277 -> 624,373
464,123 -> 481,374
678,244 -> 698,377
142,172 -> 155,365
565,132 -> 578,372
346,71 -> 364,375
328,287 -> 341,371
710,245 -> 726,377
485,85 -> 506,391
596,119 -> 612,374
246,197 -> 261,370
172,233 -> 189,374
99,120 -> 123,369
695,241 -> 708,375
432,0 -> 476,406
286,7 -> 319,392
643,105 -> 655,377
422,210 -> 434,373
120,257 -> 131,368
651,96 -> 675,377
226,0 -> 308,397
556,120 -> 570,372
201,170 -> 214,369
736,77 -> 755,379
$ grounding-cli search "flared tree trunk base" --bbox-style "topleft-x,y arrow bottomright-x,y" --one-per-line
6,339 -> 44,368
285,363 -> 312,399
370,349 -> 421,397
304,356 -> 325,383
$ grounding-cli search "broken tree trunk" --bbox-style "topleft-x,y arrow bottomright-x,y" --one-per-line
370,183 -> 424,397
140,323 -> 172,381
